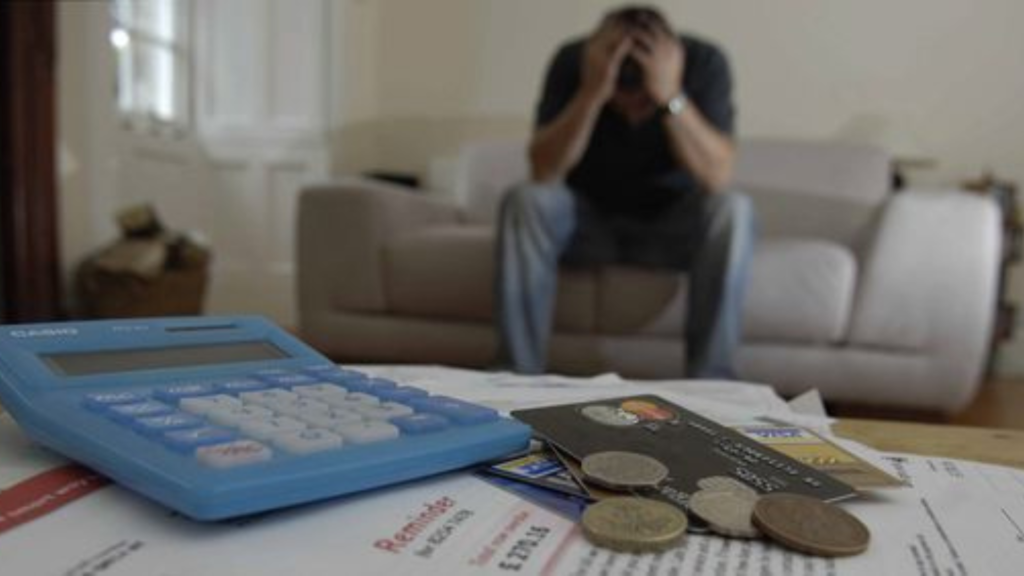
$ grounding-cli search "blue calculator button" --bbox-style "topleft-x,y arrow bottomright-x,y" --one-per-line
83,391 -> 148,410
373,386 -> 429,403
107,401 -> 174,422
163,426 -> 238,452
259,373 -> 319,387
132,412 -> 205,436
310,368 -> 369,385
214,378 -> 270,394
362,378 -> 399,393
391,413 -> 450,435
153,384 -> 217,402
409,396 -> 499,425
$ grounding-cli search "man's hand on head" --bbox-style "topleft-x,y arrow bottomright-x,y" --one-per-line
630,25 -> 685,106
581,21 -> 632,105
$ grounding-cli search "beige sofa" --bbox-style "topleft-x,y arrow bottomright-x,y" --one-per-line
298,138 -> 1001,413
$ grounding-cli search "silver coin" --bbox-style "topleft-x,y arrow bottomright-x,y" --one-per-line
696,475 -> 758,498
582,497 -> 688,553
580,451 -> 669,490
688,489 -> 761,539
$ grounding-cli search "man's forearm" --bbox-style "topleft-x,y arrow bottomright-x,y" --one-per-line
529,90 -> 605,182
662,104 -> 735,192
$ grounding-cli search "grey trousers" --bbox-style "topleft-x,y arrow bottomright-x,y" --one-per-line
494,182 -> 756,378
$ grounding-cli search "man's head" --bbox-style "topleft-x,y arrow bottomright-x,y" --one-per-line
605,6 -> 673,91
600,6 -> 676,123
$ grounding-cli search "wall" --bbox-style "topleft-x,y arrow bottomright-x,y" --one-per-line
332,0 -> 1024,375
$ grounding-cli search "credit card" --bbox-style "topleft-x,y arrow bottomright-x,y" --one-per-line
735,424 -> 905,489
484,449 -> 591,498
512,395 -> 857,511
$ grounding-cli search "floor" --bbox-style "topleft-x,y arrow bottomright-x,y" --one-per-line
830,378 -> 1024,430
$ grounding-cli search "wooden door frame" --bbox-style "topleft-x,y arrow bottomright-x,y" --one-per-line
0,1 -> 62,323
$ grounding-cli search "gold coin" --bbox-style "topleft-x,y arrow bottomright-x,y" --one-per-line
580,451 -> 669,490
752,493 -> 870,557
581,497 -> 688,553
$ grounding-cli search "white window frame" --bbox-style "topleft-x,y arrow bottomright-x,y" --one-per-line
109,0 -> 192,137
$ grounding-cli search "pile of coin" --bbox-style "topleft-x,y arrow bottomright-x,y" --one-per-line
576,451 -> 871,557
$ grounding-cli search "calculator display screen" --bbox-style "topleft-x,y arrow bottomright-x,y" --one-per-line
41,341 -> 289,377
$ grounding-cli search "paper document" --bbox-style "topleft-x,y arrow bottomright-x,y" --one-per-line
1,367 -> 1022,575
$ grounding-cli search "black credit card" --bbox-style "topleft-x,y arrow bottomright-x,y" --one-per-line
512,395 -> 856,508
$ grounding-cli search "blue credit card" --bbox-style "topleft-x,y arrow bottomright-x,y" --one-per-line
475,472 -> 589,521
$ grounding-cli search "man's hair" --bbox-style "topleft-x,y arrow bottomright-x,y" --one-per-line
604,5 -> 674,91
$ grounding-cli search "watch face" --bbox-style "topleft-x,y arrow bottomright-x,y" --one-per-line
667,95 -> 686,115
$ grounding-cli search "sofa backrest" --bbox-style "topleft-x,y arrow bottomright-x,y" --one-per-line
733,138 -> 891,247
449,137 -> 892,247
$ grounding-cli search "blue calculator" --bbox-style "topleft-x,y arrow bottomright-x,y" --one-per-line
0,316 -> 531,520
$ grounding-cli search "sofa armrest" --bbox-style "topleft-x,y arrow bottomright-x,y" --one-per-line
297,178 -> 461,325
848,188 -> 1001,407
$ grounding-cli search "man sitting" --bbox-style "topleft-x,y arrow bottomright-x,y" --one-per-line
494,5 -> 755,379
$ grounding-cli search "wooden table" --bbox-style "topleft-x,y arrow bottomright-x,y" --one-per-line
834,418 -> 1024,470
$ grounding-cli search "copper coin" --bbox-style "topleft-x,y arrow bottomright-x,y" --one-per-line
752,493 -> 870,557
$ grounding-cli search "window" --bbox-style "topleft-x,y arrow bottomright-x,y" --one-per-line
110,0 -> 190,133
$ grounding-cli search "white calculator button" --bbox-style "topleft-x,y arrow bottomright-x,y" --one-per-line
271,428 -> 344,455
354,402 -> 415,421
207,405 -> 274,427
196,440 -> 273,468
335,421 -> 400,444
345,392 -> 380,406
180,394 -> 243,415
292,383 -> 348,400
239,389 -> 298,407
300,408 -> 363,429
239,416 -> 307,441
267,398 -> 331,419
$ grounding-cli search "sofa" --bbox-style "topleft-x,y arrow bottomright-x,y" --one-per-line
297,138 -> 1001,413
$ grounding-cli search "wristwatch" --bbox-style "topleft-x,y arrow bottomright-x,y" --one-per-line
658,93 -> 688,118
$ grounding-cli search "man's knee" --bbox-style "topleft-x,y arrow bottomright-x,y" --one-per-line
707,191 -> 756,230
501,181 -> 575,221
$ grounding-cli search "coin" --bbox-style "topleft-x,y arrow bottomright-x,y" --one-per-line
687,488 -> 761,539
581,497 -> 688,553
580,451 -> 670,490
696,475 -> 758,498
752,493 -> 870,557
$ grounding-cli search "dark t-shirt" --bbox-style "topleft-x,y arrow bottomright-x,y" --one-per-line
535,34 -> 735,217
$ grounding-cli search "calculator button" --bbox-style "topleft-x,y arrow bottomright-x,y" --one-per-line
299,408 -> 363,429
374,386 -> 429,403
344,392 -> 380,406
270,428 -> 344,455
353,402 -> 415,421
258,373 -> 319,387
239,389 -> 298,407
163,426 -> 238,452
180,394 -> 243,415
362,378 -> 399,393
197,440 -> 273,468
292,383 -> 348,400
266,398 -> 331,419
391,413 -> 451,435
410,396 -> 499,425
107,401 -> 174,422
153,384 -> 218,403
334,421 -> 400,444
131,412 -> 205,436
83,391 -> 148,410
207,405 -> 275,427
215,378 -> 270,394
238,416 -> 307,441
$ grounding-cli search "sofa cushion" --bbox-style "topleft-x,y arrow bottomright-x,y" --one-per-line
743,239 -> 856,344
383,225 -> 597,333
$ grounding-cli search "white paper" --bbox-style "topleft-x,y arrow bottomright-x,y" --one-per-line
3,368 -> 1023,575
